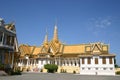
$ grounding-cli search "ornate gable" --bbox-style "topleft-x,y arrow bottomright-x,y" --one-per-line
91,43 -> 102,54
41,45 -> 49,53
49,41 -> 60,55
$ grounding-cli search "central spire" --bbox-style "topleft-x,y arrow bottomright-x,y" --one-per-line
53,24 -> 58,42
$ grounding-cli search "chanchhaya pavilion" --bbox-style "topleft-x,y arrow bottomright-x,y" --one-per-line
18,24 -> 115,75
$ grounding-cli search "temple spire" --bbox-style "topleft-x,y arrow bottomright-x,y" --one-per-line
53,24 -> 58,42
44,28 -> 48,44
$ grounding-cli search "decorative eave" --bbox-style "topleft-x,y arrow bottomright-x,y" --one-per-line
78,53 -> 116,58
99,54 -> 116,57
63,53 -> 81,54
78,55 -> 93,58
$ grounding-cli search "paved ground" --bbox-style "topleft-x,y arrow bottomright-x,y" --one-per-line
0,72 -> 120,80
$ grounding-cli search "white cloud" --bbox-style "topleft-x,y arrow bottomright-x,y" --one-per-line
94,18 -> 112,28
87,17 -> 113,36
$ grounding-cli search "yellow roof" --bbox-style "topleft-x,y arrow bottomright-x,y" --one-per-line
32,47 -> 42,55
19,45 -> 31,55
63,45 -> 86,54
19,42 -> 111,57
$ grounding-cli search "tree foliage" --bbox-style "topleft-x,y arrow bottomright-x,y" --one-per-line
114,58 -> 119,68
44,64 -> 58,73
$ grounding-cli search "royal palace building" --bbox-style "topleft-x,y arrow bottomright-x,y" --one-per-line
18,24 -> 115,75
0,18 -> 19,69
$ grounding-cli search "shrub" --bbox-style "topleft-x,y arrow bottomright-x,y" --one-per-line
4,68 -> 12,74
0,61 -> 4,70
44,64 -> 58,73
116,71 -> 120,75
5,68 -> 22,75
11,69 -> 22,75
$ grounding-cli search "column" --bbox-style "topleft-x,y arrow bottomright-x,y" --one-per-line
76,60 -> 79,66
55,58 -> 57,65
10,36 -> 12,46
1,32 -> 4,45
69,58 -> 71,66
72,59 -> 75,66
20,59 -> 22,66
22,59 -> 23,66
19,59 -> 21,66
47,59 -> 50,64
11,52 -> 14,68
26,59 -> 28,68
8,51 -> 10,64
34,59 -> 36,66
1,51 -> 4,64
3,34 -> 7,45
65,59 -> 67,66
59,56 -> 61,66
61,60 -> 64,66
22,59 -> 23,70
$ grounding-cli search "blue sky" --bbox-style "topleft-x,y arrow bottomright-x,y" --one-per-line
0,0 -> 120,65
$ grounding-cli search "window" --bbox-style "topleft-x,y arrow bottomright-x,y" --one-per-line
110,68 -> 113,70
0,32 -> 3,43
87,58 -> 91,64
82,58 -> 84,64
88,68 -> 90,70
95,58 -> 98,64
103,68 -> 106,70
102,57 -> 106,64
96,68 -> 98,70
82,67 -> 85,70
109,57 -> 113,64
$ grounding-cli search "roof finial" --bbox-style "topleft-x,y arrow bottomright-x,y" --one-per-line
55,18 -> 57,27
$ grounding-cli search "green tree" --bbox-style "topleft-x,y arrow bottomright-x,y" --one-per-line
114,58 -> 119,68
44,64 -> 58,73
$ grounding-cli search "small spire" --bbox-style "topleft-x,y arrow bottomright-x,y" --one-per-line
44,28 -> 48,44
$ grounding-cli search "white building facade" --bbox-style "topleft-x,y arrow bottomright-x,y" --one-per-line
79,43 -> 115,75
